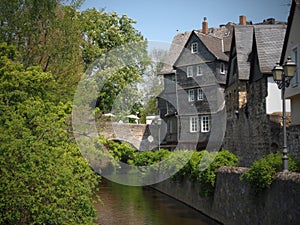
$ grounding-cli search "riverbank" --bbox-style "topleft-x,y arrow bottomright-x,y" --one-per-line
151,166 -> 300,225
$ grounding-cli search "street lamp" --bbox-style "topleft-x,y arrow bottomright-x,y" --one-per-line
157,118 -> 162,150
272,56 -> 297,172
154,117 -> 162,150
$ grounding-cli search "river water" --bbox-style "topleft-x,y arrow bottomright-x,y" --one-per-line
95,179 -> 221,225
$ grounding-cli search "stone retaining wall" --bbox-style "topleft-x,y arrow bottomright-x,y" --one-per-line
151,166 -> 300,225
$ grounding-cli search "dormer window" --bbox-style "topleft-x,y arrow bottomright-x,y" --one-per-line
191,42 -> 198,53
220,62 -> 226,74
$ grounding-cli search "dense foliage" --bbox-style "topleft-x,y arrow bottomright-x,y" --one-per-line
100,136 -> 239,197
0,43 -> 100,224
0,0 -> 148,223
173,150 -> 239,196
243,152 -> 300,194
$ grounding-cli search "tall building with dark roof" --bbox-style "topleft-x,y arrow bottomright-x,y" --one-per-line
157,18 -> 233,150
224,23 -> 287,166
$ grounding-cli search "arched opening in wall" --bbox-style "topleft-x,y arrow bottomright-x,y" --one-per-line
270,142 -> 279,153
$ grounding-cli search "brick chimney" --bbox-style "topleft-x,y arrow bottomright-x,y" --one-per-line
239,15 -> 246,25
202,17 -> 208,35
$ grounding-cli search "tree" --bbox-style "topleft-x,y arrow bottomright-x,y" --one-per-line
80,8 -> 149,114
0,0 -> 85,101
139,48 -> 166,122
0,43 -> 99,224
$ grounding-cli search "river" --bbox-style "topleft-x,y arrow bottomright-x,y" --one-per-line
94,179 -> 221,225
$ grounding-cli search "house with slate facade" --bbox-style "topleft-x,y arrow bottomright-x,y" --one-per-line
224,20 -> 287,166
157,15 -> 292,163
157,18 -> 233,150
281,0 -> 300,158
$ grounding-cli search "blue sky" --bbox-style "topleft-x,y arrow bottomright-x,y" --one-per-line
80,0 -> 291,43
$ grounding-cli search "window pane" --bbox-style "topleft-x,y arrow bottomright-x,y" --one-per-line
187,66 -> 193,77
201,116 -> 210,132
220,63 -> 226,74
291,47 -> 298,86
188,89 -> 194,101
197,65 -> 202,76
190,116 -> 198,132
197,88 -> 204,100
191,43 -> 198,53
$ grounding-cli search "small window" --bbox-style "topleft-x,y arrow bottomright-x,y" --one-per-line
191,42 -> 198,53
188,89 -> 194,102
197,88 -> 204,100
220,63 -> 226,75
190,116 -> 199,132
196,65 -> 202,76
187,66 -> 193,77
201,116 -> 210,132
291,47 -> 298,87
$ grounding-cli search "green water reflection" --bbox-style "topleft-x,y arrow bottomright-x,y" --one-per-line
95,180 -> 221,225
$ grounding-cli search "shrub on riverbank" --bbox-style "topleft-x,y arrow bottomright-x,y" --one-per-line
100,137 -> 239,197
243,152 -> 300,194
172,150 -> 239,196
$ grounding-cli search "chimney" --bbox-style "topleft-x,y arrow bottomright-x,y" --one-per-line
202,17 -> 208,35
239,15 -> 246,25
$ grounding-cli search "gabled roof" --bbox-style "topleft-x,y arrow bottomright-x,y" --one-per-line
227,24 -> 286,84
254,24 -> 286,74
194,30 -> 230,61
159,31 -> 191,75
233,25 -> 254,80
159,25 -> 233,75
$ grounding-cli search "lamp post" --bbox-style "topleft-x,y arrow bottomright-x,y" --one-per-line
157,118 -> 162,150
272,56 -> 297,172
153,117 -> 162,150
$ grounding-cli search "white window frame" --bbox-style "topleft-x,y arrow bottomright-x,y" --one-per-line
291,46 -> 298,87
197,88 -> 204,100
191,42 -> 198,54
190,116 -> 199,132
188,89 -> 194,102
196,65 -> 202,76
220,62 -> 226,75
201,116 -> 210,133
187,66 -> 193,77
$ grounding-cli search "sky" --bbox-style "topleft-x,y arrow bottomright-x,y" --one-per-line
80,0 -> 292,43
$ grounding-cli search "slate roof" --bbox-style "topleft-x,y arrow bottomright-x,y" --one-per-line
194,31 -> 230,61
159,31 -> 191,75
234,25 -> 254,80
159,25 -> 233,75
254,24 -> 286,74
229,24 -> 286,81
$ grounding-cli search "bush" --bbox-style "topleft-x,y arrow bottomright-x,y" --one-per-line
173,149 -> 238,197
132,149 -> 171,166
99,137 -> 239,197
244,152 -> 300,194
100,136 -> 136,163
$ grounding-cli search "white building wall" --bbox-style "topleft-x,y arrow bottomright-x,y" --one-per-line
266,77 -> 291,114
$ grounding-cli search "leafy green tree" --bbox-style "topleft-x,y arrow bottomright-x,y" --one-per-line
80,8 -> 146,68
139,48 -> 166,123
0,0 -> 85,101
0,43 -> 99,224
80,8 -> 148,114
